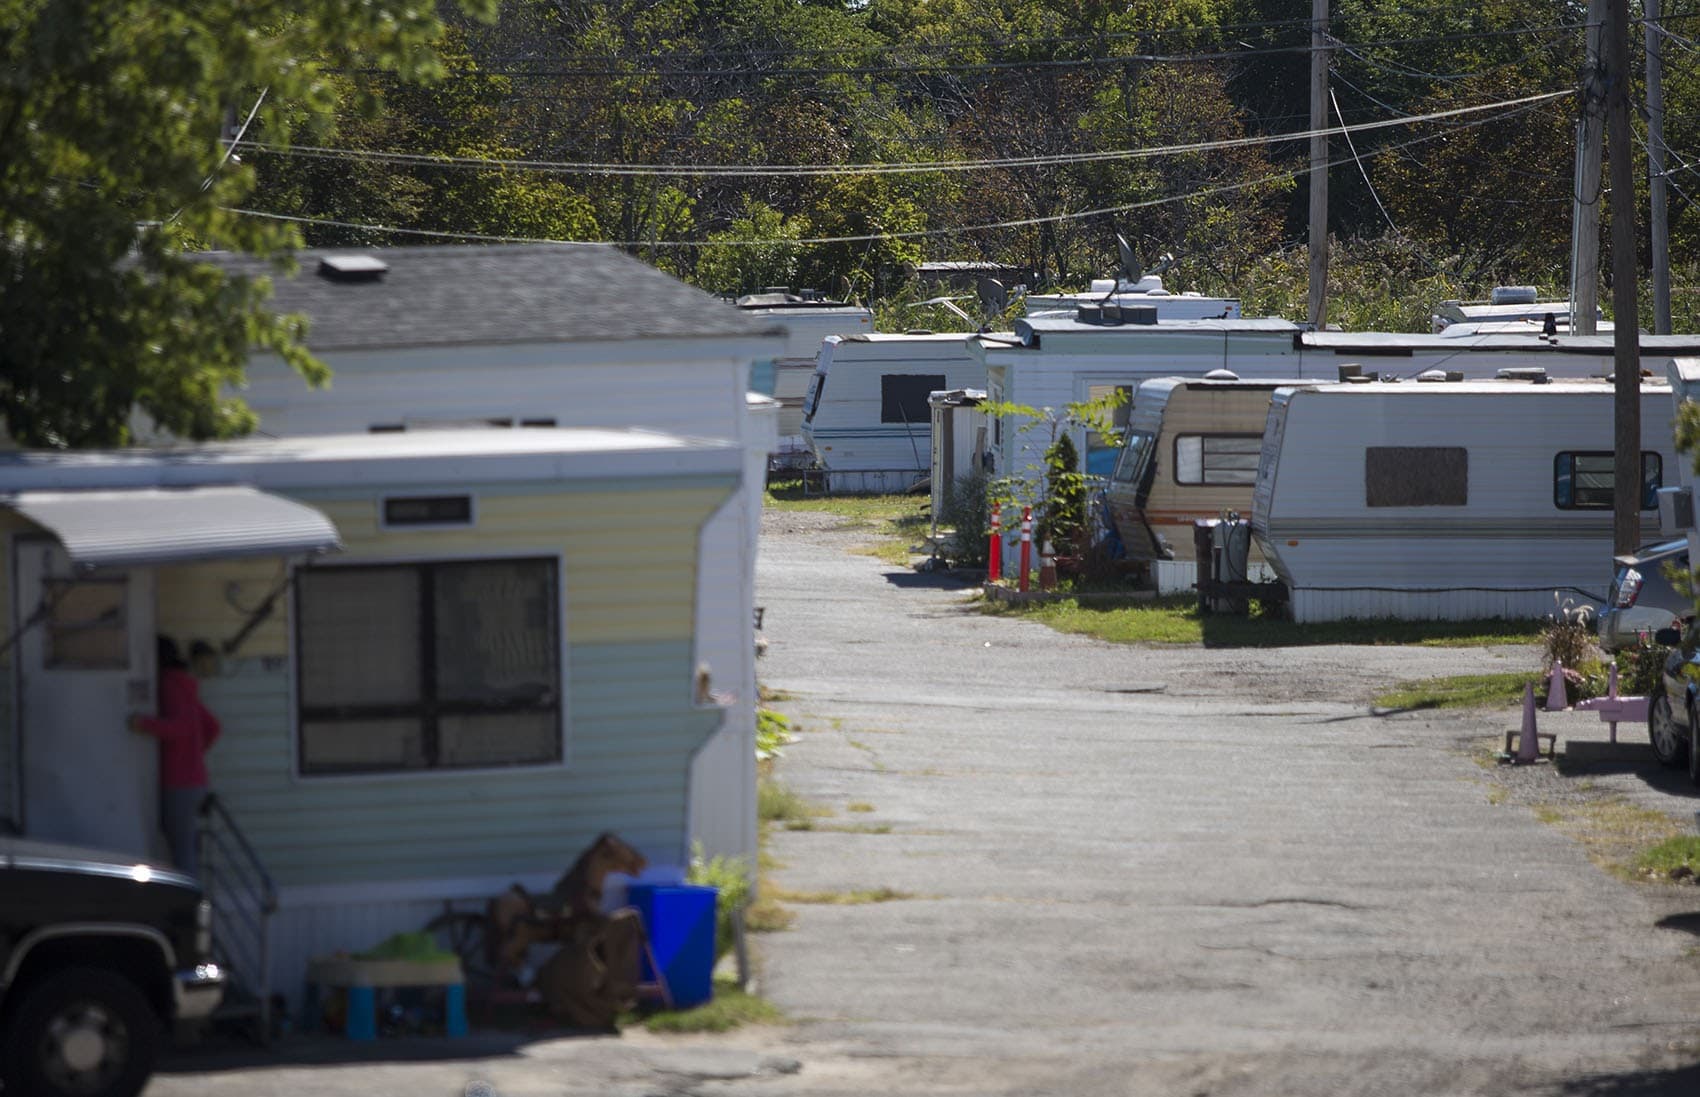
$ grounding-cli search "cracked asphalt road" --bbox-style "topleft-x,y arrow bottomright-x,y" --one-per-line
148,516 -> 1700,1097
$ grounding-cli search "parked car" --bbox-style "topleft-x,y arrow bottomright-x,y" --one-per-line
1599,538 -> 1692,652
1648,622 -> 1700,784
0,837 -> 222,1097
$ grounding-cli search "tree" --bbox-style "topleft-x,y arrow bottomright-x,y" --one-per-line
0,0 -> 494,447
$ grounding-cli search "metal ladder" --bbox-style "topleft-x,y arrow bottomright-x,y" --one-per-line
197,793 -> 278,1040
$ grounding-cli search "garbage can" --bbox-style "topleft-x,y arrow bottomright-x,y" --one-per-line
628,884 -> 718,1009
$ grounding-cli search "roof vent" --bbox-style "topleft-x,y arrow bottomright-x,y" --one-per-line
1337,363 -> 1362,382
1490,285 -> 1539,305
318,254 -> 388,282
1496,366 -> 1549,384
1077,304 -> 1104,324
904,329 -> 934,335
1202,369 -> 1239,381
1101,304 -> 1124,324
1415,369 -> 1463,383
1126,305 -> 1158,325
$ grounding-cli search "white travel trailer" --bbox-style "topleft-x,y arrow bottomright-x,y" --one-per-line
1252,379 -> 1679,622
802,333 -> 983,492
1024,273 -> 1241,321
734,292 -> 873,442
1105,377 -> 1310,593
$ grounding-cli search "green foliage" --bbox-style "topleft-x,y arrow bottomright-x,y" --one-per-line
1038,433 -> 1085,555
1373,673 -> 1538,712
939,468 -> 994,567
698,199 -> 810,296
1542,595 -> 1600,674
686,842 -> 752,961
1,0 -> 493,446
1633,836 -> 1700,882
1618,644 -> 1671,699
756,708 -> 794,760
639,977 -> 783,1033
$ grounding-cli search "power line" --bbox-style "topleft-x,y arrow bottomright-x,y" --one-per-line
239,88 -> 1569,179
228,98 -> 1554,249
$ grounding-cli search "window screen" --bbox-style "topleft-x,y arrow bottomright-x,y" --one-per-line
295,558 -> 561,775
1174,435 -> 1262,485
1365,446 -> 1469,507
881,375 -> 946,424
1553,451 -> 1662,510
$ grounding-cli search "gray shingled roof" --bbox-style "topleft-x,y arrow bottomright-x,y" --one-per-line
196,244 -> 778,352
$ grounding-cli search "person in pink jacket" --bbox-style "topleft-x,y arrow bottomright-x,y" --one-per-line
129,636 -> 222,876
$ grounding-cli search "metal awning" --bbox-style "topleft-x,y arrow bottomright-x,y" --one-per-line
8,486 -> 341,570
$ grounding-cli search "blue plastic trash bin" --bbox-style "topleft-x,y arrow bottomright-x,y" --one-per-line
629,883 -> 718,1009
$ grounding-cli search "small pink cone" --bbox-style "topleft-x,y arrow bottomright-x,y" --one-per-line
1545,659 -> 1568,712
1517,684 -> 1540,763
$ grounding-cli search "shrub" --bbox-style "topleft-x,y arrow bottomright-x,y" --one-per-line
1542,593 -> 1598,673
1619,642 -> 1671,697
1038,433 -> 1085,555
756,709 -> 793,760
686,843 -> 752,961
938,467 -> 992,566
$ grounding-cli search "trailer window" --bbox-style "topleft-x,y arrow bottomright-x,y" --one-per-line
802,372 -> 826,422
1083,384 -> 1134,478
1365,446 -> 1468,507
1112,431 -> 1156,484
295,557 -> 562,775
881,374 -> 947,424
1174,435 -> 1262,485
1553,452 -> 1662,510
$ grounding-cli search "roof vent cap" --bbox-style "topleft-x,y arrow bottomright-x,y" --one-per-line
1490,285 -> 1539,305
318,254 -> 388,282
1496,366 -> 1549,384
1203,368 -> 1239,381
1415,369 -> 1456,383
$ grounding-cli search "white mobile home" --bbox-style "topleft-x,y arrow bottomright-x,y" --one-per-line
1105,378 -> 1310,592
1252,380 -> 1679,622
1024,273 -> 1241,321
193,245 -> 780,884
734,293 -> 873,441
0,429 -> 740,1006
802,333 -> 983,492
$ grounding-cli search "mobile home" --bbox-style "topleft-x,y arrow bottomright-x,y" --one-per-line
1024,273 -> 1241,321
0,429 -> 740,1006
1252,380 -> 1679,622
187,245 -> 781,899
734,292 -> 873,441
802,333 -> 983,493
1105,378 -> 1311,592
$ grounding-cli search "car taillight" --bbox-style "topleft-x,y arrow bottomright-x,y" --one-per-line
1614,567 -> 1643,609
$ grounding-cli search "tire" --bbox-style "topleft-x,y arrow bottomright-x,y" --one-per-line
1689,703 -> 1700,788
0,966 -> 159,1097
425,911 -> 496,985
1649,693 -> 1688,768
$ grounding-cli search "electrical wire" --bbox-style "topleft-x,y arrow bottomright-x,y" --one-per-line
238,88 -> 1568,179
228,97 -> 1557,248
1330,87 -> 1406,241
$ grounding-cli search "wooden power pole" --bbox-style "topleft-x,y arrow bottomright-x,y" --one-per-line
1607,0 -> 1641,555
1572,0 -> 1607,335
1646,0 -> 1672,334
1307,0 -> 1329,330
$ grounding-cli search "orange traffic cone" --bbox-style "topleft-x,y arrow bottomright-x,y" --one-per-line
1544,659 -> 1568,712
1517,684 -> 1541,764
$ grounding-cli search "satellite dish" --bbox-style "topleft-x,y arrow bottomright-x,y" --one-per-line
1115,233 -> 1141,285
976,277 -> 1008,316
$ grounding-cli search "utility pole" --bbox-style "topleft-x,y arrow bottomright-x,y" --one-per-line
1571,0 -> 1608,335
1307,0 -> 1329,330
1646,0 -> 1672,334
1607,0 -> 1641,555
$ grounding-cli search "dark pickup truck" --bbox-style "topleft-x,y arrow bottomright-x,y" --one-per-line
0,836 -> 223,1097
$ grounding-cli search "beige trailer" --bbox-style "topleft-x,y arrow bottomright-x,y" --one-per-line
1106,377 -> 1310,593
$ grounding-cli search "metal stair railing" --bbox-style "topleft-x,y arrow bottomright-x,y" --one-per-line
197,793 -> 278,1040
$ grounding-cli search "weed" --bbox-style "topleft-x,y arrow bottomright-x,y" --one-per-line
812,823 -> 893,834
745,897 -> 796,933
847,802 -> 876,813
686,844 -> 752,961
758,778 -> 832,826
1374,672 -> 1535,711
757,684 -> 794,704
1633,836 -> 1700,881
756,709 -> 795,760
783,819 -> 815,831
769,886 -> 914,904
1487,787 -> 1509,805
1532,797 -> 1685,877
984,596 -> 1543,649
640,978 -> 784,1033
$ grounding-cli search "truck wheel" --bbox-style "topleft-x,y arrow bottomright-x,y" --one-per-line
1649,694 -> 1688,768
0,967 -> 159,1097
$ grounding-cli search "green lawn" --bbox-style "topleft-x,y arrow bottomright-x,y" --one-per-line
1372,672 -> 1537,711
984,595 -> 1546,650
763,484 -> 927,526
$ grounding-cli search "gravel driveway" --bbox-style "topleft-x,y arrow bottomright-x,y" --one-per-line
750,514 -> 1700,1097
